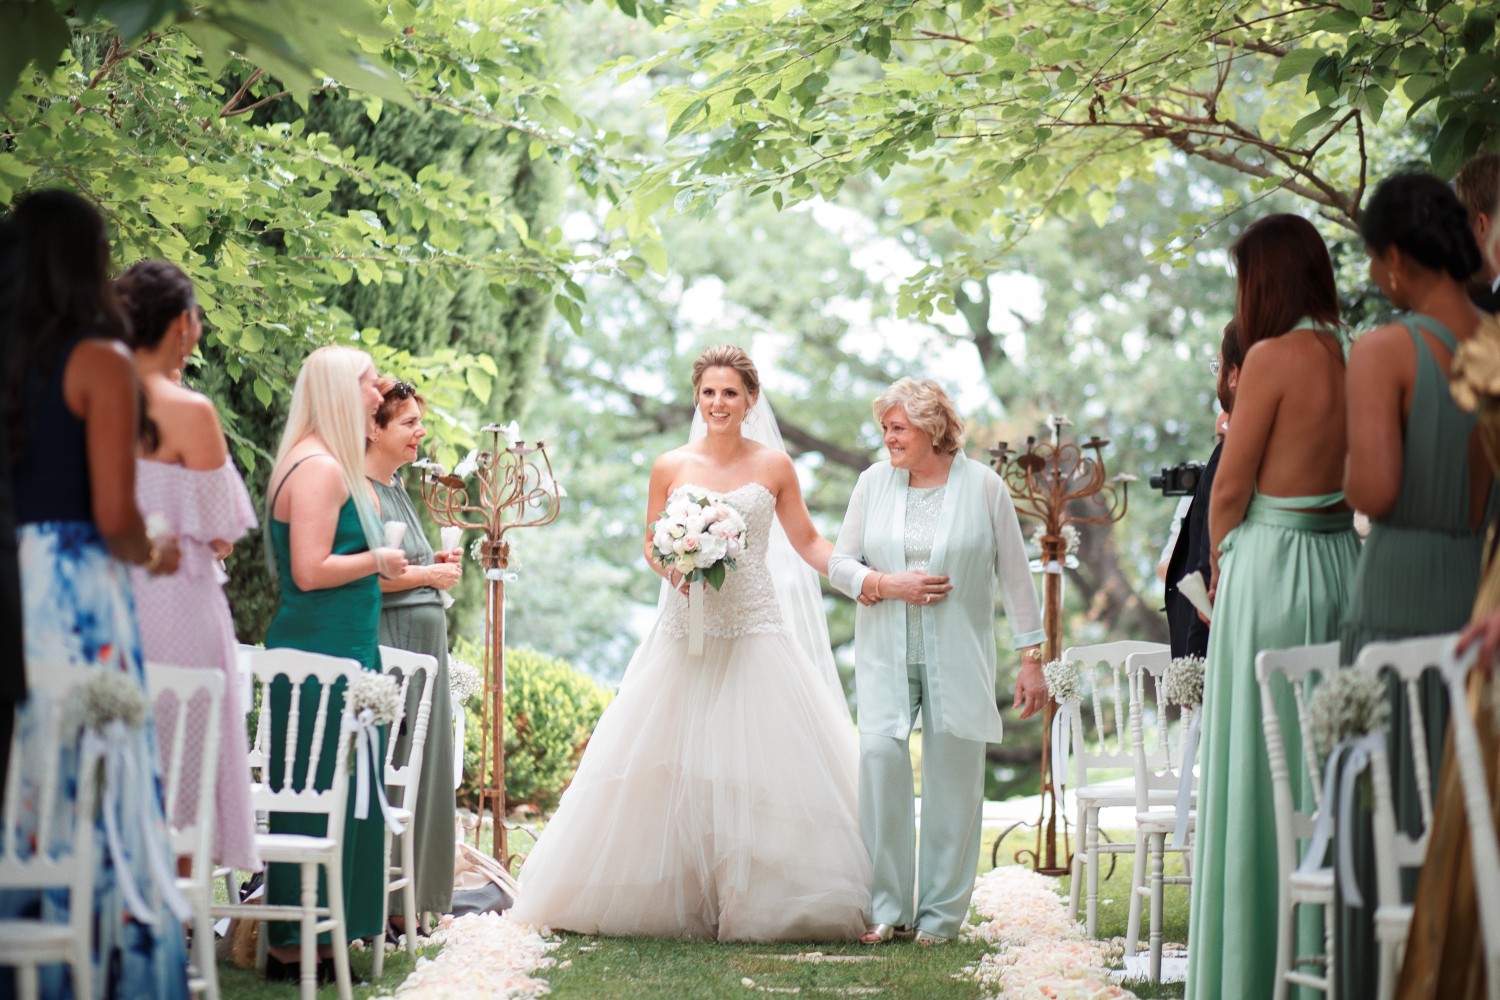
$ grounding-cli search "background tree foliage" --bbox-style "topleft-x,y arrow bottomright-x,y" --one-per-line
640,0 -> 1498,307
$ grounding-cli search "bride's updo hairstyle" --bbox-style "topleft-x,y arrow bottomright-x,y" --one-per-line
1359,171 -> 1482,283
873,377 -> 965,456
692,344 -> 761,400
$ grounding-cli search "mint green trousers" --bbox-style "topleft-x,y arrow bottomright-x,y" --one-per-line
859,659 -> 986,938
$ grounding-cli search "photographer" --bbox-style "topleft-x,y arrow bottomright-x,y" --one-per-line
1159,320 -> 1242,658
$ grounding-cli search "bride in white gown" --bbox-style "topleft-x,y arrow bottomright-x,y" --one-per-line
510,345 -> 872,941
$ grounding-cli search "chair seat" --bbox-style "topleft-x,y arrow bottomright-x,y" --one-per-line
1076,785 -> 1191,810
254,832 -> 340,863
1135,809 -> 1194,832
0,921 -> 79,956
1289,868 -> 1334,898
1375,903 -> 1413,935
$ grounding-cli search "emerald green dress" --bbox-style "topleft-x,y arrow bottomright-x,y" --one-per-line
1335,316 -> 1492,1000
264,498 -> 386,947
1185,491 -> 1359,1000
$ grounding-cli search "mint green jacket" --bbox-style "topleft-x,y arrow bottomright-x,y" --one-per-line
829,453 -> 1044,743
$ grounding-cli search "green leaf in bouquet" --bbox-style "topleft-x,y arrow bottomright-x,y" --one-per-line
705,561 -> 727,591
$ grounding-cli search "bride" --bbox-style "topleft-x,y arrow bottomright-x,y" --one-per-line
510,344 -> 872,941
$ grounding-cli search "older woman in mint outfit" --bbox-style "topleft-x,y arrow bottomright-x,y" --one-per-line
830,378 -> 1045,946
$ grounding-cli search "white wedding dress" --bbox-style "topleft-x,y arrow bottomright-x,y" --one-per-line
511,481 -> 872,941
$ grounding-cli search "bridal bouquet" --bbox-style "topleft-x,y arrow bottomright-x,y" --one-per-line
650,494 -> 748,591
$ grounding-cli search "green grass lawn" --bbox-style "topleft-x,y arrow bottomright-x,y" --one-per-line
210,825 -> 1189,998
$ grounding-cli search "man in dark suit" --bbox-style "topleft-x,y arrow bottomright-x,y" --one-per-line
1164,320 -> 1242,659
0,217 -> 23,799
1455,152 -> 1500,313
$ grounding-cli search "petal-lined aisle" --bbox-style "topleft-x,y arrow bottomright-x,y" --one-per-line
967,866 -> 1139,1000
371,913 -> 555,999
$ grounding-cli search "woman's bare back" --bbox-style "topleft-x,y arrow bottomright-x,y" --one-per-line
1252,328 -> 1348,504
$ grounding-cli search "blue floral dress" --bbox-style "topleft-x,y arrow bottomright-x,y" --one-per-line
0,337 -> 187,1000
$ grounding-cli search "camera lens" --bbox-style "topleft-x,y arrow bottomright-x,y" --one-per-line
1180,467 -> 1201,492
1149,473 -> 1165,490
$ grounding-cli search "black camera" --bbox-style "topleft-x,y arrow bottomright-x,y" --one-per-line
1150,461 -> 1206,496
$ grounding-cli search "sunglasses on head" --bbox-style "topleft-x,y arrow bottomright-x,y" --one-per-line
386,380 -> 416,400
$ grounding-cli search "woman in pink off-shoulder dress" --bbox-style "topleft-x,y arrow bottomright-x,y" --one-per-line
118,260 -> 261,874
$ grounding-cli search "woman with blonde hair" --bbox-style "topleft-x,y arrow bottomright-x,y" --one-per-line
260,345 -> 407,981
829,377 -> 1044,945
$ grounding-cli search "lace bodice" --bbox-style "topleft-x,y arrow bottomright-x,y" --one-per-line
660,482 -> 787,640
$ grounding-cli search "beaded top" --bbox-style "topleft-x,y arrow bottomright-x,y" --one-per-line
905,484 -> 946,663
660,482 -> 786,640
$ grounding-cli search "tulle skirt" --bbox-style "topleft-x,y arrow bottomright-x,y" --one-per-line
511,624 -> 872,941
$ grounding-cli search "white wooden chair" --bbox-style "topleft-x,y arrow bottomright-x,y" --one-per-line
211,646 -> 359,1000
145,663 -> 226,1000
1353,635 -> 1446,1000
1123,648 -> 1194,982
1256,641 -> 1339,999
1061,640 -> 1172,937
0,665 -> 96,1000
1444,640 -> 1500,1000
372,645 -> 437,977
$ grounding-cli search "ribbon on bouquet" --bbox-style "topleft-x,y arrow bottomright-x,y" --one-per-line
80,722 -> 193,926
1172,708 -> 1202,848
688,579 -> 705,656
1050,700 -> 1080,805
342,709 -> 405,835
1296,731 -> 1385,907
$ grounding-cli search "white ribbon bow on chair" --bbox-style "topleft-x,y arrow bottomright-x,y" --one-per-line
81,721 -> 193,926
1172,709 -> 1202,848
1050,701 -> 1079,804
1297,731 -> 1385,907
342,709 -> 406,835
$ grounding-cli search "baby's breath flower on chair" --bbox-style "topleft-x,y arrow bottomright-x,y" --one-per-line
1042,659 -> 1082,704
1163,656 -> 1206,708
1307,669 -> 1390,758
348,671 -> 402,727
76,670 -> 149,732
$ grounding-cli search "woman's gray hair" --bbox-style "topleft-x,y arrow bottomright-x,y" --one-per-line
873,377 -> 965,455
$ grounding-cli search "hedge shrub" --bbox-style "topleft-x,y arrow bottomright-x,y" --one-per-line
453,641 -> 612,815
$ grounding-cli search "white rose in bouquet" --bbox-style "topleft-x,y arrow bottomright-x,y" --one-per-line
650,493 -> 749,591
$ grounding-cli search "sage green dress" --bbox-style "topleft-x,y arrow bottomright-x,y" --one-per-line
1185,491 -> 1359,1000
372,474 -> 455,917
1335,316 -> 1492,1000
264,498 -> 386,947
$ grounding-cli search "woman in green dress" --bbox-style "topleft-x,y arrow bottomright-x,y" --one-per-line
365,378 -> 460,928
262,345 -> 409,976
1337,172 -> 1493,1000
1186,214 -> 1360,1000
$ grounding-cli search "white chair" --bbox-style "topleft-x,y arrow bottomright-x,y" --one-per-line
372,645 -> 437,977
1353,635 -> 1447,1000
1123,648 -> 1193,982
1256,641 -> 1339,999
145,663 -> 226,1000
1444,641 -> 1500,1000
0,665 -> 95,1000
211,646 -> 359,1000
1061,640 -> 1172,937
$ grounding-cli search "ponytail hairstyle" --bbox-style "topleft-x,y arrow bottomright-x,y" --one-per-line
1359,172 -> 1483,283
264,345 -> 384,572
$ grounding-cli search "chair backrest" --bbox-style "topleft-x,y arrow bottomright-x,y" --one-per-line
241,647 -> 360,844
0,665 -> 97,939
1443,642 -> 1500,997
1125,649 -> 1189,810
144,663 -> 225,868
1353,634 -> 1449,911
1061,640 -> 1170,785
1255,641 -> 1339,879
377,645 -> 438,797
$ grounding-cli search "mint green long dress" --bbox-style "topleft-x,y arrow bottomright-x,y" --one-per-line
1185,491 -> 1359,1000
264,498 -> 387,947
1335,316 -> 1493,1000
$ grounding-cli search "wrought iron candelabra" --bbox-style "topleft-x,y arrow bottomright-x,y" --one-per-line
989,415 -> 1131,875
418,423 -> 562,868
